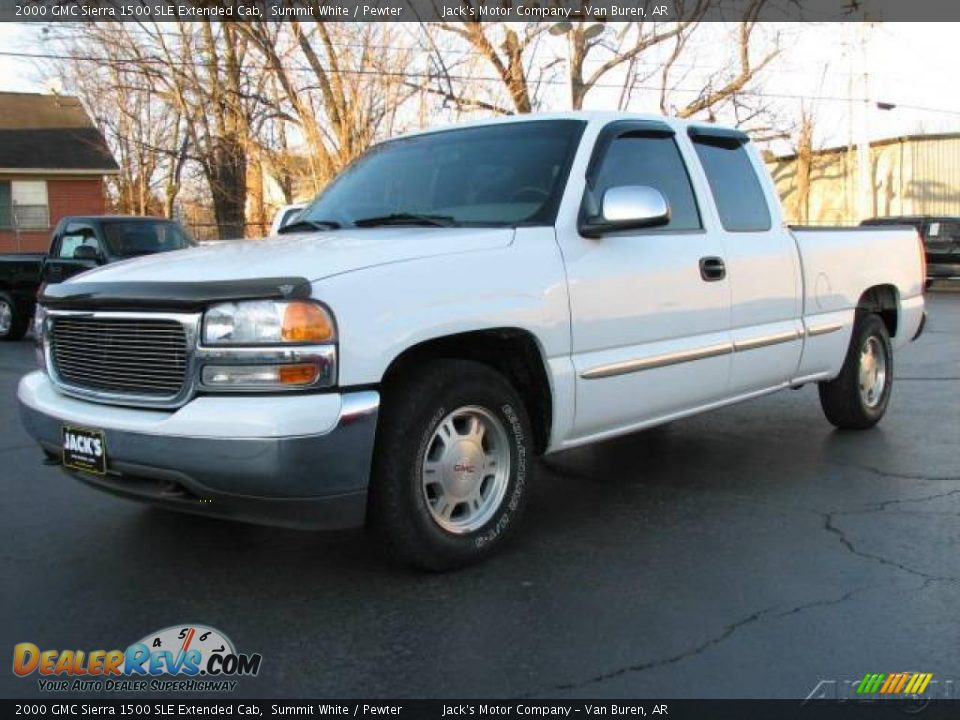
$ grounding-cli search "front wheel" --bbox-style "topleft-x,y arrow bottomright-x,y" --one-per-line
368,359 -> 532,571
818,313 -> 893,430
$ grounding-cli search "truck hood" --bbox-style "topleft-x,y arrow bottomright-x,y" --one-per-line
70,227 -> 515,285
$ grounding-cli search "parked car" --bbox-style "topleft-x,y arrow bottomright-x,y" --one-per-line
269,203 -> 306,235
18,114 -> 926,569
861,215 -> 959,287
0,216 -> 193,340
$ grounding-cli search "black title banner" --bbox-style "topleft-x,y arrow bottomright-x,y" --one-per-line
5,700 -> 960,719
0,0 -> 956,23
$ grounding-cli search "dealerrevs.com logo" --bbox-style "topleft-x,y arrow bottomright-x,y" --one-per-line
12,624 -> 262,693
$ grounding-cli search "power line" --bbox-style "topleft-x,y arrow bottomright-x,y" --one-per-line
39,24 -> 899,76
4,47 -> 960,116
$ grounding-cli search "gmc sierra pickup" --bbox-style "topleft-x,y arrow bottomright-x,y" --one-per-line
18,113 -> 926,569
0,215 -> 193,340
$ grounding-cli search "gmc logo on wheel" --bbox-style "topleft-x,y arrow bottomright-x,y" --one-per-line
454,464 -> 475,473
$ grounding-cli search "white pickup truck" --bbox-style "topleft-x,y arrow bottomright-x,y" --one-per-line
18,113 -> 926,569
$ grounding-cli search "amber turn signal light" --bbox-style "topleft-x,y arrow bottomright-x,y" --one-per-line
282,302 -> 335,343
278,363 -> 321,385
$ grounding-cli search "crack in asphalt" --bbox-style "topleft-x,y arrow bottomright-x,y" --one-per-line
836,463 -> 960,483
853,487 -> 960,513
541,587 -> 871,694
822,512 -> 958,584
530,473 -> 960,694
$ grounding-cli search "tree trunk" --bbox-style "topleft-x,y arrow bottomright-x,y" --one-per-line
207,134 -> 247,240
795,111 -> 814,224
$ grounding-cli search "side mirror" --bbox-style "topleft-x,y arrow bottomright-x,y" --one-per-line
73,245 -> 102,263
281,212 -> 302,229
579,185 -> 671,238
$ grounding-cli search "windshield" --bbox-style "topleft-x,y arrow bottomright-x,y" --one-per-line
101,221 -> 193,257
298,120 -> 586,228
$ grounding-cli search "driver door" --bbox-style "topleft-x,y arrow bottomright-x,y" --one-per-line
559,122 -> 732,441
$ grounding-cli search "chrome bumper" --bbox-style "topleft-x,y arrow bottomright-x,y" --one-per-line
18,375 -> 379,530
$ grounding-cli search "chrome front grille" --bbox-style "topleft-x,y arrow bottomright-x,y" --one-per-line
50,316 -> 189,398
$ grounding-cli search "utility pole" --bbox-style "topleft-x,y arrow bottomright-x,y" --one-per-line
855,21 -> 876,221
846,17 -> 883,223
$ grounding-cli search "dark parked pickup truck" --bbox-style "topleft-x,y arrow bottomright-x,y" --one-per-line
861,215 -> 960,287
0,215 -> 193,340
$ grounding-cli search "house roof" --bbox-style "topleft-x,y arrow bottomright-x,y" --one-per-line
0,92 -> 119,174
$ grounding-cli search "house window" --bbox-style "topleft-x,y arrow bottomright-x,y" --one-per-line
0,180 -> 49,230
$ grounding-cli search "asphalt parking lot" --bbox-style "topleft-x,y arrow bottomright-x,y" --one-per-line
1,291 -> 957,700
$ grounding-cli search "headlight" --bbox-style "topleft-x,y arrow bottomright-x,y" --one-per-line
199,300 -> 336,391
33,305 -> 47,371
202,300 -> 335,345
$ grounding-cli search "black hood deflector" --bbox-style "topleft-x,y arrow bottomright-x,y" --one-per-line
39,277 -> 313,312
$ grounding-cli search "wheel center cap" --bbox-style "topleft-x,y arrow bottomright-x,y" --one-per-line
444,441 -> 483,499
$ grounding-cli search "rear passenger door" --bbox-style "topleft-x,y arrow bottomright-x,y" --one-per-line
689,128 -> 804,394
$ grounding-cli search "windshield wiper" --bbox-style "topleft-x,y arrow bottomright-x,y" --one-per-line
352,212 -> 458,228
277,219 -> 341,234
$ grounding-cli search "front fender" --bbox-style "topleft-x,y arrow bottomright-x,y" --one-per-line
311,228 -> 571,388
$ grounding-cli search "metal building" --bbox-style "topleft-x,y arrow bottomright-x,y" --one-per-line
767,133 -> 960,225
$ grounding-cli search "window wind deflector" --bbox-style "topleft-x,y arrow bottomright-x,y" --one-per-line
353,213 -> 458,228
687,125 -> 750,148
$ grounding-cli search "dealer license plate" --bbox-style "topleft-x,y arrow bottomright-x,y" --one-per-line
62,426 -> 107,475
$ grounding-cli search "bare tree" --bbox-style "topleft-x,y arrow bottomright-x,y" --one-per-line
662,2 -> 780,121
56,25 -> 184,216
793,104 -> 815,223
238,20 -> 415,191
420,18 -> 555,115
99,20 -> 266,239
560,6 -> 709,111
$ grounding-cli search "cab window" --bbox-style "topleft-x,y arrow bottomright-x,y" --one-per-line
692,137 -> 771,232
58,223 -> 101,258
591,134 -> 702,231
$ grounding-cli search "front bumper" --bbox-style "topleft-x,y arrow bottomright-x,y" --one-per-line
17,371 -> 379,530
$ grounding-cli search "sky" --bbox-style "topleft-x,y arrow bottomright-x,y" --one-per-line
0,21 -> 957,154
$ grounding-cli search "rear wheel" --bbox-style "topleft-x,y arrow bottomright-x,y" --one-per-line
368,359 -> 533,571
0,292 -> 28,341
818,313 -> 893,430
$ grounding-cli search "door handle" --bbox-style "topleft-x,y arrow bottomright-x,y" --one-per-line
699,256 -> 726,282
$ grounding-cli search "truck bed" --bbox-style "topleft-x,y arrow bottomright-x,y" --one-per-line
790,224 -> 925,351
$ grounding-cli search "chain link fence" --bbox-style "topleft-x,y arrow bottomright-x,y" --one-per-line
181,221 -> 271,243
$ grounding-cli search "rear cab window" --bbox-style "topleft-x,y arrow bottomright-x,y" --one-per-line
926,220 -> 960,243
690,129 -> 771,232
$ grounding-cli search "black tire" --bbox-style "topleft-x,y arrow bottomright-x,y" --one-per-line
0,291 -> 29,341
818,312 -> 893,430
368,359 -> 533,571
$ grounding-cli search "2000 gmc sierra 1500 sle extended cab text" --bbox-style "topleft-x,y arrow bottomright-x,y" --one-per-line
17,113 -> 926,569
